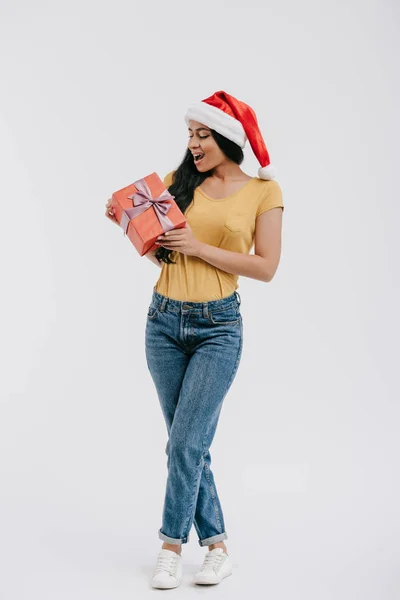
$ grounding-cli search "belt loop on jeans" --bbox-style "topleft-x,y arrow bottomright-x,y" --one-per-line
202,302 -> 209,318
235,291 -> 241,306
160,297 -> 168,312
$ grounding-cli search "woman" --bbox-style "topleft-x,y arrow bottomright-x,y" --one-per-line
105,90 -> 284,588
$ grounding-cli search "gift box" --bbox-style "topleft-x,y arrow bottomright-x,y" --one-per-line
111,172 -> 186,256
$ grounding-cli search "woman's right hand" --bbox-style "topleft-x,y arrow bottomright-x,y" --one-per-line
105,197 -> 119,226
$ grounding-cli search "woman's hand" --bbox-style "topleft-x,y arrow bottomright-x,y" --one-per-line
155,222 -> 203,258
105,198 -> 119,226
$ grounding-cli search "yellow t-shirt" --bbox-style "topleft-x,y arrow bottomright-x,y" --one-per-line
154,170 -> 284,301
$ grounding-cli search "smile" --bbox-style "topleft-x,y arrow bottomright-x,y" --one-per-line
193,153 -> 205,164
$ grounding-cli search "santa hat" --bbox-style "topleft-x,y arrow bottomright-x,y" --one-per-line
184,90 -> 276,180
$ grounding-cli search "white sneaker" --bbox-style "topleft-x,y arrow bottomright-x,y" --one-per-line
193,547 -> 233,585
151,548 -> 183,589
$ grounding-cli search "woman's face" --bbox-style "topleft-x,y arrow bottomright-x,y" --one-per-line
187,119 -> 225,172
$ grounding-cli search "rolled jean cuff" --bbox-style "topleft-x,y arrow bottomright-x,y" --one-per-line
198,531 -> 228,547
158,528 -> 190,545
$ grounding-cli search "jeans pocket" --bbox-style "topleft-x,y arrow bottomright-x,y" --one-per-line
209,304 -> 241,325
147,304 -> 160,320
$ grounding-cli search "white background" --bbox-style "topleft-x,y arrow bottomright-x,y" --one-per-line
1,0 -> 399,598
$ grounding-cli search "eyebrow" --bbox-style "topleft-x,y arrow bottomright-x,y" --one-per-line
188,127 -> 210,132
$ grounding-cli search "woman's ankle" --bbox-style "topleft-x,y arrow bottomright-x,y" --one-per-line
162,542 -> 182,555
208,541 -> 228,553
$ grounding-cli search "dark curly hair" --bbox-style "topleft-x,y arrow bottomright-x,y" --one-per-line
155,129 -> 245,264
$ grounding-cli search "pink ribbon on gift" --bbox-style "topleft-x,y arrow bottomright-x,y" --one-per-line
120,177 -> 176,236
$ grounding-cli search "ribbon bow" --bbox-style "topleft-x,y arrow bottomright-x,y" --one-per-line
120,177 -> 176,236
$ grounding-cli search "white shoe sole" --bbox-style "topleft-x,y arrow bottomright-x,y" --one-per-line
194,569 -> 232,585
151,577 -> 182,589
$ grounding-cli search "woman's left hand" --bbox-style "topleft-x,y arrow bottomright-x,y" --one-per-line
155,222 -> 203,257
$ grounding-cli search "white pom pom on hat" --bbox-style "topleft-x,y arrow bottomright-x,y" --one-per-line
184,90 -> 277,180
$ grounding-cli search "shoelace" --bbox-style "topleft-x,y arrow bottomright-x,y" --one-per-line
201,552 -> 225,572
155,553 -> 179,575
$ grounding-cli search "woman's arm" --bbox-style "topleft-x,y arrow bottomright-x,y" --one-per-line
197,207 -> 283,282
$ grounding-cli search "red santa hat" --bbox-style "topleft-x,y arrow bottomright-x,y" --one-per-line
184,90 -> 276,180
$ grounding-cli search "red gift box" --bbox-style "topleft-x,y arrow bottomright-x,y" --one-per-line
111,172 -> 186,256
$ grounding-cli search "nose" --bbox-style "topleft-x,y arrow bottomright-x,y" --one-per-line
188,139 -> 201,150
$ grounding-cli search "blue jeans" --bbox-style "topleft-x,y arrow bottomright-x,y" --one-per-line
145,287 -> 243,547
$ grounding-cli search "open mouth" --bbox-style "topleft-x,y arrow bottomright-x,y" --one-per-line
193,153 -> 205,164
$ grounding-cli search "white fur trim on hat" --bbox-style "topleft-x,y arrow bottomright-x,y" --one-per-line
258,164 -> 276,180
185,101 -> 247,148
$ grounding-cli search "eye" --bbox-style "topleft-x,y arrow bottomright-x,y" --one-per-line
188,135 -> 209,140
